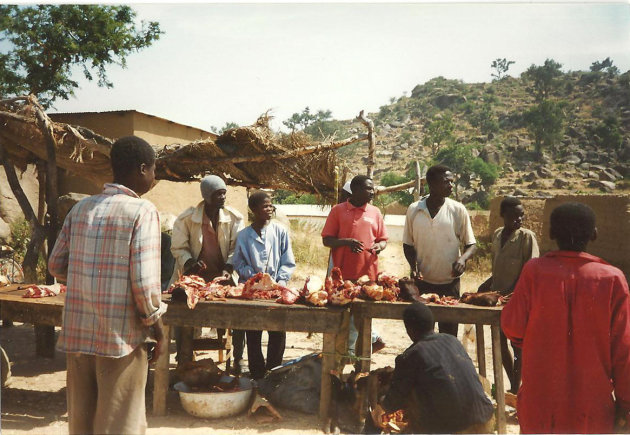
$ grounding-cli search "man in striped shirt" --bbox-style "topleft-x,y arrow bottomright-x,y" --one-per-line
49,136 -> 167,434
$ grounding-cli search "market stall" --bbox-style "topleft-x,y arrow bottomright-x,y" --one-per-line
153,295 -> 350,429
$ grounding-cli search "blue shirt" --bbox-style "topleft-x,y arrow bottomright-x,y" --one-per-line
230,221 -> 295,286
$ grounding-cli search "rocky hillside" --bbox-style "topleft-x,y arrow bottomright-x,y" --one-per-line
324,66 -> 630,207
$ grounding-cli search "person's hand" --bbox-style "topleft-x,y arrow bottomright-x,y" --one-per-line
148,320 -> 167,364
370,404 -> 386,430
345,239 -> 364,253
452,257 -> 467,277
370,243 -> 384,255
184,259 -> 206,275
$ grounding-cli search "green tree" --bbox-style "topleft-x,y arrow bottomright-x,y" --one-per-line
594,116 -> 623,151
490,58 -> 515,81
379,172 -> 414,207
211,122 -> 239,135
283,107 -> 332,132
422,113 -> 455,156
590,57 -> 619,76
524,100 -> 566,155
522,59 -> 563,102
471,158 -> 499,187
0,5 -> 162,107
470,103 -> 499,136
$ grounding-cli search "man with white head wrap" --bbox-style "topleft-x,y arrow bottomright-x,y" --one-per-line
170,175 -> 245,366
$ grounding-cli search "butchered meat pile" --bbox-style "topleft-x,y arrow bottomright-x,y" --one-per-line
167,268 -> 505,309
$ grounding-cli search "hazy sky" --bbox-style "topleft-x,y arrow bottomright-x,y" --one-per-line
47,2 -> 630,132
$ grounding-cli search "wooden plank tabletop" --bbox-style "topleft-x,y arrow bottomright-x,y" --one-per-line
0,284 -> 65,326
162,295 -> 349,333
351,299 -> 503,325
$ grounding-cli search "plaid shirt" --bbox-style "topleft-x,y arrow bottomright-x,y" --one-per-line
49,183 -> 167,357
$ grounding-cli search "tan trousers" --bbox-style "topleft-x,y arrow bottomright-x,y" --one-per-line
66,345 -> 148,435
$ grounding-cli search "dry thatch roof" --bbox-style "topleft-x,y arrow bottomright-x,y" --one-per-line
0,96 -> 366,203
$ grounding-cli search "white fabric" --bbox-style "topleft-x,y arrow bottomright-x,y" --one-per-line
169,201 -> 244,287
402,197 -> 476,284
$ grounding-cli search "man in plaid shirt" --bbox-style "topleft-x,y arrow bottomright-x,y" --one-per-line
49,136 -> 167,434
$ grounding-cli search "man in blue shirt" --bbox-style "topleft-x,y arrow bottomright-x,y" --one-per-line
231,191 -> 295,379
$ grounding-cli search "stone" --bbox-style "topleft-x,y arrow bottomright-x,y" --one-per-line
389,121 -> 404,128
480,144 -> 501,165
537,167 -> 554,178
57,193 -> 90,223
579,162 -> 590,170
524,172 -> 539,182
376,150 -> 394,157
598,170 -> 617,182
565,155 -> 581,165
588,180 -> 616,192
513,188 -> 527,196
553,178 -> 570,189
587,171 -> 598,179
528,180 -> 544,189
391,151 -> 402,161
398,143 -> 409,150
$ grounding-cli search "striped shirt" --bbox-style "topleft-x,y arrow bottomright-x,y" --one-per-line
383,332 -> 494,433
49,183 -> 167,357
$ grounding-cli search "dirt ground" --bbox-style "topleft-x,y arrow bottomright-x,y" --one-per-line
1,242 -> 519,434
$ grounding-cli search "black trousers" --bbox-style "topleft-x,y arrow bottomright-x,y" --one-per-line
415,278 -> 460,337
245,330 -> 286,379
232,329 -> 245,361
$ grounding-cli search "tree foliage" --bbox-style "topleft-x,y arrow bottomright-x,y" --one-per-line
490,58 -> 515,81
434,144 -> 499,189
470,103 -> 499,135
593,115 -> 623,151
422,113 -> 455,156
283,107 -> 332,132
590,57 -> 619,76
211,121 -> 239,135
0,5 -> 162,107
379,172 -> 414,207
524,100 -> 566,155
522,59 -> 563,102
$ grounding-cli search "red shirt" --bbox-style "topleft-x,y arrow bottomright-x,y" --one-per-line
502,251 -> 630,434
321,201 -> 388,281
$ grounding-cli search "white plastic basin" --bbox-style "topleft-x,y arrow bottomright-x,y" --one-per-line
174,376 -> 253,419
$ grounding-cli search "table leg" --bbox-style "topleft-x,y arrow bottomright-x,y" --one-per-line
475,323 -> 486,377
491,325 -> 506,434
153,323 -> 171,416
354,315 -> 372,427
320,332 -> 336,432
179,326 -> 194,365
34,325 -> 55,358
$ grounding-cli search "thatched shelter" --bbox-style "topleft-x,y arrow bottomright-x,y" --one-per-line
0,96 -> 368,203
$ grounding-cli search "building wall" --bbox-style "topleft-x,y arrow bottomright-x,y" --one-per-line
49,112 -> 134,139
132,112 -> 214,145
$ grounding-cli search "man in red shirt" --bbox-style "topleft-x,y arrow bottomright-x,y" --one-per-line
322,175 -> 388,281
502,202 -> 630,433
322,175 -> 388,354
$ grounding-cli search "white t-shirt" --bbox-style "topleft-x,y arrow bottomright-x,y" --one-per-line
402,197 -> 476,285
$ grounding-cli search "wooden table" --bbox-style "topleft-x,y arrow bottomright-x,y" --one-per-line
351,300 -> 507,434
153,296 -> 350,428
0,285 -> 64,356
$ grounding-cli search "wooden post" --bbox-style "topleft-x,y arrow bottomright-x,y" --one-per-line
153,323 -> 171,416
491,325 -> 507,433
31,96 -> 59,358
320,332 -> 336,431
354,315 -> 372,427
475,323 -> 486,377
355,111 -> 375,178
415,160 -> 422,200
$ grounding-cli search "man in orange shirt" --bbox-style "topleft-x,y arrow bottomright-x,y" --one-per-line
322,175 -> 388,354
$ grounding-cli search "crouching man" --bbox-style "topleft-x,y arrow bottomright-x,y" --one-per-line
371,302 -> 494,434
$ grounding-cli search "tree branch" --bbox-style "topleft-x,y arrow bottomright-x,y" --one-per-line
355,110 -> 375,178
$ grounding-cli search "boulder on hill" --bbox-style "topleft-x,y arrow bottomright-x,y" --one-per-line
588,180 -> 616,192
554,178 -> 571,189
480,145 -> 501,165
537,167 -> 554,178
564,155 -> 581,165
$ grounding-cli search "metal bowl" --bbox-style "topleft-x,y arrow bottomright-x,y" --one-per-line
174,376 -> 253,419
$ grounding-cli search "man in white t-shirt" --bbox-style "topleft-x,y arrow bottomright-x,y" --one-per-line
402,165 -> 477,336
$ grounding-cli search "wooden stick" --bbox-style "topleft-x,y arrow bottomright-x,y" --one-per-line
158,134 -> 368,165
355,110 -> 375,178
375,179 -> 419,194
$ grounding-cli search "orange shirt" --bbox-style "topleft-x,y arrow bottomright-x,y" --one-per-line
321,201 -> 388,281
